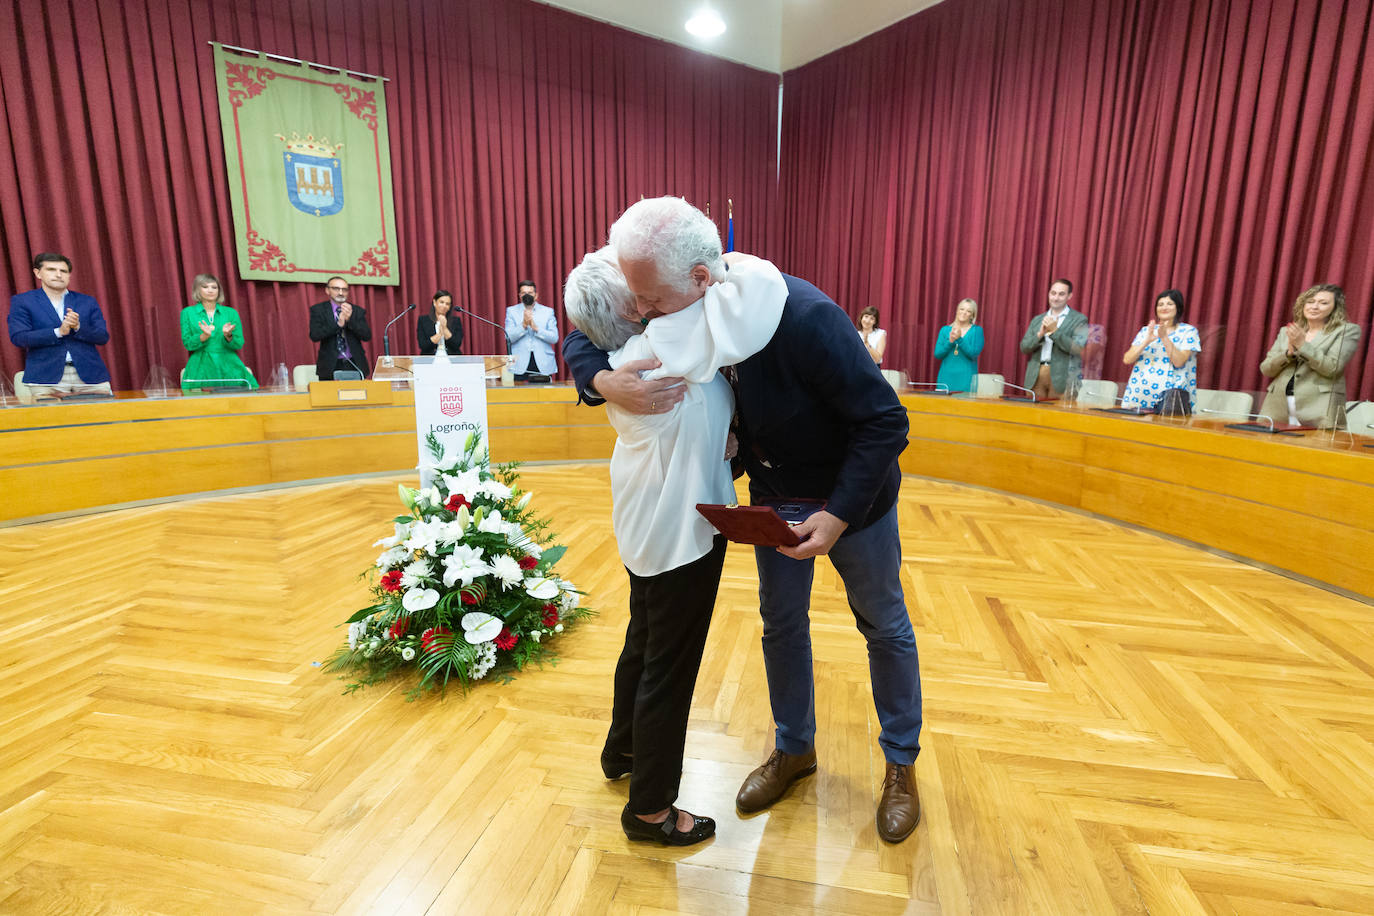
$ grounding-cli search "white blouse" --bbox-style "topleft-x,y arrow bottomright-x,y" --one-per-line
605,257 -> 787,576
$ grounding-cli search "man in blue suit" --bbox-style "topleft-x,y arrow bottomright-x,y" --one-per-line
7,252 -> 112,399
504,280 -> 560,381
565,197 -> 923,844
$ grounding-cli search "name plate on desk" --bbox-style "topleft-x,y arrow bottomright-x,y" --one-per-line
307,380 -> 395,407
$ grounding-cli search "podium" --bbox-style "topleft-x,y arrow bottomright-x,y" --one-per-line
374,354 -> 515,388
401,356 -> 493,483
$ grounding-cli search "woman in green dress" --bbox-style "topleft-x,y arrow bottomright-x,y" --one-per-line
181,273 -> 257,390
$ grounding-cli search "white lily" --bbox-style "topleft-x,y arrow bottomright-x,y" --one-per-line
480,478 -> 512,500
489,554 -> 523,589
461,611 -> 502,644
442,545 -> 491,588
402,587 -> 440,612
477,510 -> 507,535
524,577 -> 560,600
403,519 -> 445,555
373,521 -> 412,549
442,469 -> 483,503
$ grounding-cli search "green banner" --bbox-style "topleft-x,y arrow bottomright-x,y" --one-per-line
212,44 -> 399,284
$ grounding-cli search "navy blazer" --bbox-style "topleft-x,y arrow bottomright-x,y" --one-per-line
564,274 -> 908,533
7,288 -> 111,385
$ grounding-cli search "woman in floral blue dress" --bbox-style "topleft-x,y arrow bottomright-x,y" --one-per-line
1120,289 -> 1200,410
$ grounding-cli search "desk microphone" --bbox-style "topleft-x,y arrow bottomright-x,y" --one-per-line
454,305 -> 511,355
383,303 -> 417,357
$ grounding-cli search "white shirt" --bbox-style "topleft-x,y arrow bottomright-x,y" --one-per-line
605,258 -> 787,576
1039,306 -> 1069,361
859,326 -> 886,364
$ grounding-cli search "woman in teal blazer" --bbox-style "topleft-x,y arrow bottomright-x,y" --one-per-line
934,298 -> 983,392
181,274 -> 257,390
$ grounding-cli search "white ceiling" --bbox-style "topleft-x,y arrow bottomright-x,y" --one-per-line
536,0 -> 946,73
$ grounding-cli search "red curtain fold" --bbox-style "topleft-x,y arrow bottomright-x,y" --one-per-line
780,0 -> 1374,400
0,0 -> 780,389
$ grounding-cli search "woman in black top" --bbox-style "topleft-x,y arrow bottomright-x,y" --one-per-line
417,289 -> 463,356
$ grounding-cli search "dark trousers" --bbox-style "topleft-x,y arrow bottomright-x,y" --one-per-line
605,536 -> 727,814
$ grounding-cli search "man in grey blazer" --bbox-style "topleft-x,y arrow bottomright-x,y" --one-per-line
1019,278 -> 1089,399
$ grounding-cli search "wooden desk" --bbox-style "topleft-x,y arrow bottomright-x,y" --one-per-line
0,384 -> 615,523
4,387 -> 1370,595
900,394 -> 1373,596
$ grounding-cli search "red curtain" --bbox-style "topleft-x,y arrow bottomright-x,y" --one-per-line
779,0 -> 1374,400
0,0 -> 780,389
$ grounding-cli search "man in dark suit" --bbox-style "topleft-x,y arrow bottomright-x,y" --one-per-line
565,197 -> 923,844
309,276 -> 371,379
7,252 -> 112,399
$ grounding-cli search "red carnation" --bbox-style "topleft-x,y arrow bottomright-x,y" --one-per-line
445,494 -> 469,512
542,606 -> 559,627
461,591 -> 478,605
420,626 -> 453,654
518,555 -> 538,570
387,616 -> 410,639
494,627 -> 518,651
380,570 -> 403,593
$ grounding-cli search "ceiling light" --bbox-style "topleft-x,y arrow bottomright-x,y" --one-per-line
685,9 -> 726,39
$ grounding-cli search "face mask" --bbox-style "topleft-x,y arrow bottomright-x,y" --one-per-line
521,293 -> 535,306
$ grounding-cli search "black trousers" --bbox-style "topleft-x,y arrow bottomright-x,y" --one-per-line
605,536 -> 728,814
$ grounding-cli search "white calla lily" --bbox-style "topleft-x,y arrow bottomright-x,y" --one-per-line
402,587 -> 440,612
461,611 -> 503,644
524,577 -> 560,600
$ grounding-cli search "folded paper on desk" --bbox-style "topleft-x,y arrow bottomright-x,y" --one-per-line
696,498 -> 827,547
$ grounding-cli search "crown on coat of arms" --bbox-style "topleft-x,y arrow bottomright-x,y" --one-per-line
275,132 -> 343,158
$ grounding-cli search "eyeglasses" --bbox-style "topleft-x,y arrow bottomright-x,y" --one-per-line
327,285 -> 348,292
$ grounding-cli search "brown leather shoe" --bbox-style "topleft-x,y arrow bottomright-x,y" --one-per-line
876,762 -> 920,843
736,748 -> 817,813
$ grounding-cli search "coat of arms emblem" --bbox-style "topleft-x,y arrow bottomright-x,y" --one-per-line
439,387 -> 464,418
278,132 -> 345,217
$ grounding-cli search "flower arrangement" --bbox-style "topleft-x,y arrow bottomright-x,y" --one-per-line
326,432 -> 590,697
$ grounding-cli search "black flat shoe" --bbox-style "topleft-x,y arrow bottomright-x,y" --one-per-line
621,805 -> 715,846
601,750 -> 633,779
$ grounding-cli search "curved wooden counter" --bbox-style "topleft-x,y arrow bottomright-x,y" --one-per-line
0,385 -> 614,523
3,387 -> 1369,595
898,394 -> 1373,597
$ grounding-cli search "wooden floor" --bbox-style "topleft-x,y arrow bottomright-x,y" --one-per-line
1,465 -> 1372,915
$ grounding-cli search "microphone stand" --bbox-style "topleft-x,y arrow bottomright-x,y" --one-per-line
454,305 -> 511,354
382,303 -> 417,364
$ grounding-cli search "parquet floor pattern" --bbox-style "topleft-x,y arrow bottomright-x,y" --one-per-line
1,464 -> 1371,914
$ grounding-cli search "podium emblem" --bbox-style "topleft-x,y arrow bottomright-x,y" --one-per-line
439,387 -> 464,417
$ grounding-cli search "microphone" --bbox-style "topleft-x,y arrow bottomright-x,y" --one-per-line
383,303 -> 417,357
454,305 -> 511,355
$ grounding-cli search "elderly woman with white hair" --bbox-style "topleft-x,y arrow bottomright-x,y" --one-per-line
564,244 -> 786,846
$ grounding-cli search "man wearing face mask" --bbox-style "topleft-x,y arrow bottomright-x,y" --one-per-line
504,279 -> 560,381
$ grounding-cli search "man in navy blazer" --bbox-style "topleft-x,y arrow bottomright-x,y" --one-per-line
7,252 -> 112,399
565,197 -> 923,844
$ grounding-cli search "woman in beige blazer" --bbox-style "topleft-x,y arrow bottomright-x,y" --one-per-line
1259,284 -> 1362,428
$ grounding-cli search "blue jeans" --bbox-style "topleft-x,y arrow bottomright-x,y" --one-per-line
754,504 -> 922,764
